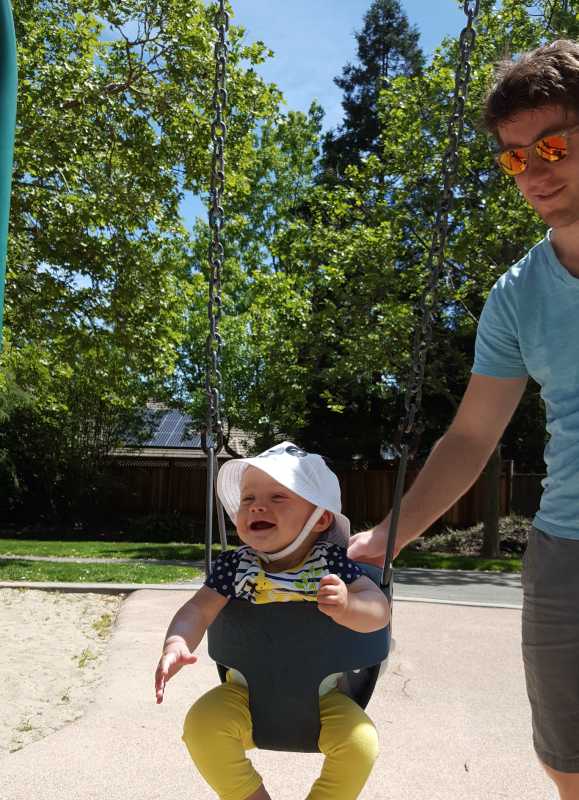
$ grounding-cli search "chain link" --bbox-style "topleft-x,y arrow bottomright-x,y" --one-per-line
202,0 -> 229,456
396,0 -> 480,455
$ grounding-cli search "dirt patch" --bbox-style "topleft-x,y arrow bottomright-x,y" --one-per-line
0,588 -> 122,758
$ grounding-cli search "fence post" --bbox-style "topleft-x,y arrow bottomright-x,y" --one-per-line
166,457 -> 175,512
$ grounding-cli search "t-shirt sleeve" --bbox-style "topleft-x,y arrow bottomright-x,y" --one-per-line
326,547 -> 366,585
205,551 -> 235,599
472,281 -> 528,379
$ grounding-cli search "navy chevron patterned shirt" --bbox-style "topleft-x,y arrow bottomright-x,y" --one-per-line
206,540 -> 365,605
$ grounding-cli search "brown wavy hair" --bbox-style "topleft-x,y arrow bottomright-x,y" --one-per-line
483,39 -> 579,137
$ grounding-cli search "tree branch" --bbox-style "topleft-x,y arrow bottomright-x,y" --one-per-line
425,365 -> 459,411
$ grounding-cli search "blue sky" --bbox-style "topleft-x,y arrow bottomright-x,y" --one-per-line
232,0 -> 468,131
182,0 -> 470,226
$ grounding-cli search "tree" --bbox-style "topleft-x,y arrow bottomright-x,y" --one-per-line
6,0 -> 280,375
177,116 -> 415,458
0,0 -> 281,521
0,350 -> 162,523
481,443 -> 502,558
175,105 -> 325,451
206,0 -> 556,523
365,0 -> 570,549
321,0 -> 424,176
170,0 -> 558,516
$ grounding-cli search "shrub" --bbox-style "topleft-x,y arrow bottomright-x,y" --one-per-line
126,511 -> 195,543
406,514 -> 531,556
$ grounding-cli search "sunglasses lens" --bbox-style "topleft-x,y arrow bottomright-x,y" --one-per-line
500,149 -> 527,176
537,135 -> 567,163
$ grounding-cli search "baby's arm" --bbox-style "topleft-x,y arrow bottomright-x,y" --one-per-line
155,586 -> 227,704
317,575 -> 390,632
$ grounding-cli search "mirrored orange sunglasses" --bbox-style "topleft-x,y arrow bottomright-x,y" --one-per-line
494,124 -> 579,176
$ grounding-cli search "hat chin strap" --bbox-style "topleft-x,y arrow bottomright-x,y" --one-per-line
256,506 -> 325,564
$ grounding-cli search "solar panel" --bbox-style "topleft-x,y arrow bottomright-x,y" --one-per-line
135,409 -> 214,450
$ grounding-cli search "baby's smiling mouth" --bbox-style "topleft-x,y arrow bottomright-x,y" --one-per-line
249,520 -> 275,531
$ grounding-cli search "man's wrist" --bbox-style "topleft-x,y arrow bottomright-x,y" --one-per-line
394,525 -> 420,550
372,521 -> 390,546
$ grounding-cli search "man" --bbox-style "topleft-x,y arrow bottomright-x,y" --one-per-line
348,39 -> 579,800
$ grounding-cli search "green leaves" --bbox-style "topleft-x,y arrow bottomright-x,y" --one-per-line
1,0 -> 280,520
6,0 -> 281,376
177,0 -> 560,464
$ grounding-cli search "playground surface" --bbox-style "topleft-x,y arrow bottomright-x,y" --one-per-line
0,586 -> 553,800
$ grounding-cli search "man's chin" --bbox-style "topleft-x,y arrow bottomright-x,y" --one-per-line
534,204 -> 579,230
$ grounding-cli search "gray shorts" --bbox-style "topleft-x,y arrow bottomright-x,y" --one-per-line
522,525 -> 579,772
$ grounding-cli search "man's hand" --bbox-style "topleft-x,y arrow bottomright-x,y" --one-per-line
155,643 -> 198,704
317,574 -> 349,622
348,524 -> 390,566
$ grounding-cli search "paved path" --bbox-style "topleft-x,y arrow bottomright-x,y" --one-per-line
395,567 -> 523,609
0,589 -> 552,800
0,565 -> 524,607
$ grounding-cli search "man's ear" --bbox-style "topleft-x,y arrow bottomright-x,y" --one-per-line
313,509 -> 334,532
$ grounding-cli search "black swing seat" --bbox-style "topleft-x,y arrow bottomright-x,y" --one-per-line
207,561 -> 391,753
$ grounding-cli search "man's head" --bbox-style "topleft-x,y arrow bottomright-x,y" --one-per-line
483,40 -> 579,229
483,39 -> 579,228
483,40 -> 579,137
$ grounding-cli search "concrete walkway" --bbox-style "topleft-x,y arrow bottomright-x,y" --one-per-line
395,567 -> 523,608
0,589 -> 553,800
0,566 -> 523,607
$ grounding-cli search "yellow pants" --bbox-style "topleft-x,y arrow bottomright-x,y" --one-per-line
182,676 -> 379,800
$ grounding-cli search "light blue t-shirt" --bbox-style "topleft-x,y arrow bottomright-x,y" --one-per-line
472,231 -> 579,539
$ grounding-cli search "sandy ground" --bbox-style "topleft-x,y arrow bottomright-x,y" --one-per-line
0,588 -> 122,758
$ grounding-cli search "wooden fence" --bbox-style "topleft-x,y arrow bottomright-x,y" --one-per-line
511,474 -> 546,518
104,456 -> 517,529
103,457 -> 216,518
338,462 -> 512,529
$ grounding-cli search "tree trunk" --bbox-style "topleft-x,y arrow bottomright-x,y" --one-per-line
481,443 -> 502,558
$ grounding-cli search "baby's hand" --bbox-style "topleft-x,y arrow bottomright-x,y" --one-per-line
317,574 -> 349,623
155,643 -> 198,704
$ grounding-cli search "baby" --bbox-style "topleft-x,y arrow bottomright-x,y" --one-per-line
155,442 -> 390,800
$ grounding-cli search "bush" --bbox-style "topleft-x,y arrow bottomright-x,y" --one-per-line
406,514 -> 531,557
126,511 -> 195,543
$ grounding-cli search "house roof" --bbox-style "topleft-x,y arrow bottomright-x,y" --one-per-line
114,408 -> 252,459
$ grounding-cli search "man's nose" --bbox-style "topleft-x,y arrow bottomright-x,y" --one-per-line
524,151 -> 555,181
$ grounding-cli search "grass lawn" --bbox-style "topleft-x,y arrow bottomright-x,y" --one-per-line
394,551 -> 522,573
0,539 -> 522,575
0,559 -> 202,584
0,540 -> 231,561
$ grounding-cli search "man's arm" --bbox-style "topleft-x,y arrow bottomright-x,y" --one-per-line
348,374 -> 528,565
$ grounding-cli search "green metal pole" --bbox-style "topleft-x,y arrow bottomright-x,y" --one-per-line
0,0 -> 17,348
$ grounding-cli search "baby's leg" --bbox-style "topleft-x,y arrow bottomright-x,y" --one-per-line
307,691 -> 379,800
183,680 -> 266,800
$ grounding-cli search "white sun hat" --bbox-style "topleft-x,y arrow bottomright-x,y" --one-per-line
217,441 -> 350,559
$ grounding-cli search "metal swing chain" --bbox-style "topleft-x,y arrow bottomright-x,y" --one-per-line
383,0 -> 480,586
201,0 -> 230,575
202,0 -> 229,457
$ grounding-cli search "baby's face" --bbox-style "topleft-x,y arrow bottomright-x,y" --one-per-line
236,466 -> 320,554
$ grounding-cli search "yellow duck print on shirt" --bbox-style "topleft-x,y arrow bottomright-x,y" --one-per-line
250,566 -> 322,604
